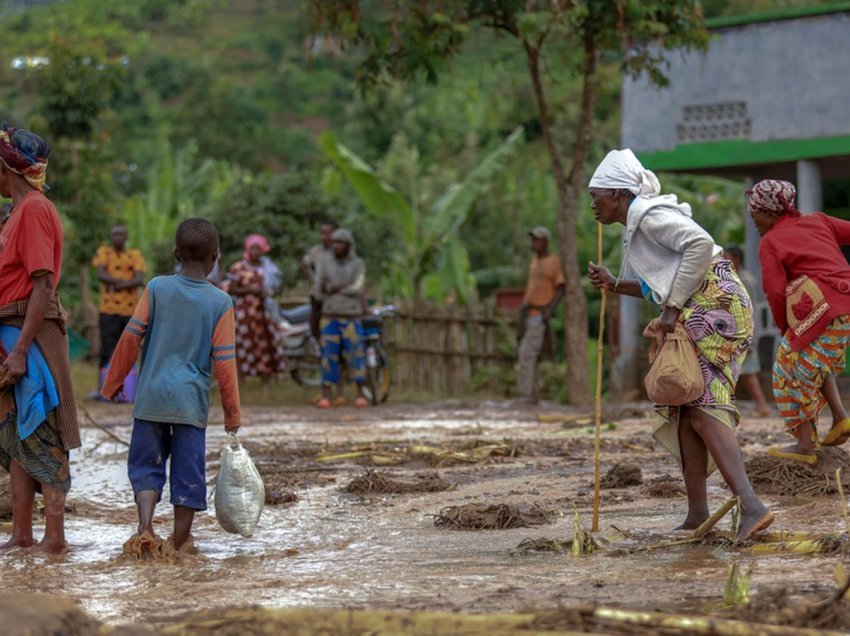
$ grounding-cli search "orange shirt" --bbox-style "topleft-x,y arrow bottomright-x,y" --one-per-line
0,191 -> 63,305
92,246 -> 146,316
523,254 -> 565,311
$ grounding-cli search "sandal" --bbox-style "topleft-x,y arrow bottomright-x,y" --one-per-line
354,396 -> 369,408
821,417 -> 850,446
316,398 -> 332,409
768,446 -> 817,465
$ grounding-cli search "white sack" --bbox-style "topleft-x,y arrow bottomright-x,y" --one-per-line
214,433 -> 265,537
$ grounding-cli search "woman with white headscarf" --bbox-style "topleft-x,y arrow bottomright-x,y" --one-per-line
586,149 -> 772,542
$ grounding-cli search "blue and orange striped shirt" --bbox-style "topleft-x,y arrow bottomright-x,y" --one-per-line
102,275 -> 241,428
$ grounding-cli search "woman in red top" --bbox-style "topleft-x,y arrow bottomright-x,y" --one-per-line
0,123 -> 79,554
750,179 -> 850,464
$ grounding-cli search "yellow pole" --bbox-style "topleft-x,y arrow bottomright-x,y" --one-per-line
592,223 -> 606,532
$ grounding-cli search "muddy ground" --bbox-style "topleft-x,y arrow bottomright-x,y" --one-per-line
2,399 -> 850,633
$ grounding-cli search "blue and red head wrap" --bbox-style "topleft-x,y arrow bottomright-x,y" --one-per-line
0,122 -> 50,191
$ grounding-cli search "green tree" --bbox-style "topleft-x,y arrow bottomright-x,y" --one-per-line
310,0 -> 707,404
321,126 -> 524,304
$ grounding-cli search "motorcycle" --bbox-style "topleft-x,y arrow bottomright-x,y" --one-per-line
276,304 -> 322,387
278,302 -> 394,403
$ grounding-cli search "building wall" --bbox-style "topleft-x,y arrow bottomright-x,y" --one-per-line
622,12 -> 850,153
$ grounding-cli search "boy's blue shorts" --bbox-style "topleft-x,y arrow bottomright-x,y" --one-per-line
128,418 -> 207,511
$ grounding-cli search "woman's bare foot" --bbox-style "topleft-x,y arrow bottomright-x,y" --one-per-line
780,441 -> 814,456
0,535 -> 34,550
736,504 -> 774,542
673,513 -> 709,531
26,538 -> 68,555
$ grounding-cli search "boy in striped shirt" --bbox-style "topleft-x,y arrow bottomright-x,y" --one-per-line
103,218 -> 241,554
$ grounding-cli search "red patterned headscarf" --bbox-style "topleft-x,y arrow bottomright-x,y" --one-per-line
745,179 -> 800,217
0,122 -> 50,191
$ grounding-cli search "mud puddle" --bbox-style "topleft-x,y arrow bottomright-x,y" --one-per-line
0,403 -> 847,628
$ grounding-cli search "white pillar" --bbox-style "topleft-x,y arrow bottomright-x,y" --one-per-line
612,294 -> 641,399
796,160 -> 822,213
743,178 -> 762,301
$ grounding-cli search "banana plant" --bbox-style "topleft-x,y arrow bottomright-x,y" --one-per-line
320,126 -> 524,304
122,139 -> 241,262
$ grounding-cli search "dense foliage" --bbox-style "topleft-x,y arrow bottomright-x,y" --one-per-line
0,0 -> 827,379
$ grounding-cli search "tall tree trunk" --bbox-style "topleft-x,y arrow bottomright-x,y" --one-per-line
525,40 -> 592,405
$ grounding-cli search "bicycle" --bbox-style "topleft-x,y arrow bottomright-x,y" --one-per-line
361,305 -> 394,405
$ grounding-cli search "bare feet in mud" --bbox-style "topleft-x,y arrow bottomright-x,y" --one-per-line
122,532 -> 198,562
673,514 -> 708,532
26,538 -> 69,555
163,534 -> 197,556
0,535 -> 34,550
122,531 -> 164,561
736,505 -> 774,543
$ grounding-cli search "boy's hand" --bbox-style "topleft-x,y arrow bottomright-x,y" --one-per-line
225,424 -> 240,434
100,386 -> 122,402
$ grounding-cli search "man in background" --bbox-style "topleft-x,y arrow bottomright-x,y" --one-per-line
300,220 -> 338,338
517,226 -> 564,404
91,224 -> 146,399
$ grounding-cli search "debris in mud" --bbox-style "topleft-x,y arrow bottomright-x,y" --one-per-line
265,489 -> 298,506
121,532 -> 198,564
317,440 -> 521,467
511,537 -> 573,554
642,474 -> 686,498
342,470 -> 451,495
723,568 -> 850,631
746,447 -> 850,496
433,503 -> 554,530
0,593 -> 110,635
600,462 -> 643,488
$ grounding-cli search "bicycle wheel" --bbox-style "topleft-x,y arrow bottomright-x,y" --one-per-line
364,344 -> 390,405
377,347 -> 391,403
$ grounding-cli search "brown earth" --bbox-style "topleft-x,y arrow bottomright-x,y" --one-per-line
1,399 -> 850,633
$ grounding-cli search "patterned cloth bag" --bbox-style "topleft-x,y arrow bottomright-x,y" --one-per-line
785,275 -> 829,339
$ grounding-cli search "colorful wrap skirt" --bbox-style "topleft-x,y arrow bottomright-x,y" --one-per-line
652,258 -> 753,474
772,315 -> 850,437
0,387 -> 70,495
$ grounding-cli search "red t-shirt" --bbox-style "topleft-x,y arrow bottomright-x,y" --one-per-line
0,191 -> 63,305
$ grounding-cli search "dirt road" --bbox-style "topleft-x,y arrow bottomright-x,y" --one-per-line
1,400 -> 848,631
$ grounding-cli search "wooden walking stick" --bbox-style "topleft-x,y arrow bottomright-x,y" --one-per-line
592,223 -> 606,532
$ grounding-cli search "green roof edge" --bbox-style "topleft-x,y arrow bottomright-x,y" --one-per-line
636,135 -> 850,172
706,2 -> 850,29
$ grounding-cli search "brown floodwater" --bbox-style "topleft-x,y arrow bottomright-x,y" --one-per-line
0,401 -> 846,627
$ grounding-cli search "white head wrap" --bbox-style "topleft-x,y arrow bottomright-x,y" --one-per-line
588,148 -> 660,198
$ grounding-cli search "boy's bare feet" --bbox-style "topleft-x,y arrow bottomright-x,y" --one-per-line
122,531 -> 163,560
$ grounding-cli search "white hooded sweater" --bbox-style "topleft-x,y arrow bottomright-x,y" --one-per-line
618,194 -> 721,309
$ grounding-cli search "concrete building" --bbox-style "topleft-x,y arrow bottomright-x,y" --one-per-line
616,4 -> 850,395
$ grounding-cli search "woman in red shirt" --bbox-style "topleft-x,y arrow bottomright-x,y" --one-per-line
750,179 -> 850,464
0,123 -> 79,554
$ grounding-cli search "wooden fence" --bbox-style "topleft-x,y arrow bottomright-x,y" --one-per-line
383,301 -> 518,396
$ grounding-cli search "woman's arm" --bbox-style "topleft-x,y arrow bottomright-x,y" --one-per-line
758,241 -> 788,333
3,273 -> 51,381
587,262 -> 644,298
